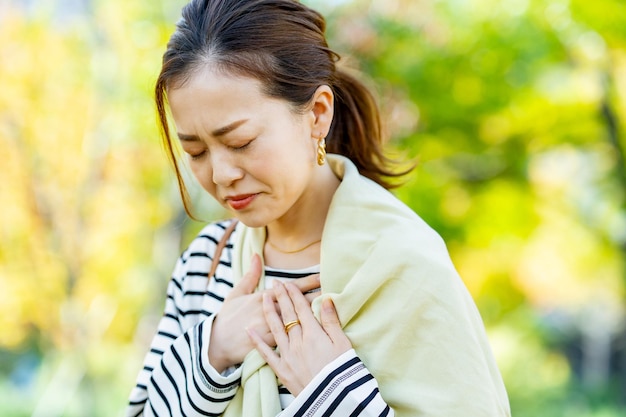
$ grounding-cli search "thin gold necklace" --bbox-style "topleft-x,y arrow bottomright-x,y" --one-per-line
266,238 -> 322,254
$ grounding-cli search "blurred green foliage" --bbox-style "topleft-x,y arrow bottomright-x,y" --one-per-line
0,0 -> 624,416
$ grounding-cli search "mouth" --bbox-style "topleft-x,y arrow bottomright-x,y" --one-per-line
225,193 -> 258,211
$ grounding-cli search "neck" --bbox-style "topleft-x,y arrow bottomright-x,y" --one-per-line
266,237 -> 321,254
263,163 -> 340,266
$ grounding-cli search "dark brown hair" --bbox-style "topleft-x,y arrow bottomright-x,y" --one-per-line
156,0 -> 408,215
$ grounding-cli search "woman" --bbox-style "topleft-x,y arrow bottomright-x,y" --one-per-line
127,0 -> 511,416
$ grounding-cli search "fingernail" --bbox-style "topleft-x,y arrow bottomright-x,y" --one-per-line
272,279 -> 283,289
323,297 -> 334,312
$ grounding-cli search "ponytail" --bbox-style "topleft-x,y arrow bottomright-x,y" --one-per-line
329,69 -> 410,189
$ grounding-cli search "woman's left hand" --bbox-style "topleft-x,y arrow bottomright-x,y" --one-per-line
247,280 -> 352,396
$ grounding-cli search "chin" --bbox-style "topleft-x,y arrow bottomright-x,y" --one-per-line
231,213 -> 271,229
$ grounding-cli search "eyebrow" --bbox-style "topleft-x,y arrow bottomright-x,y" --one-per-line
177,119 -> 249,142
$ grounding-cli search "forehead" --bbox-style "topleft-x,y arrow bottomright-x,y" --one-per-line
167,67 -> 301,137
168,68 -> 264,120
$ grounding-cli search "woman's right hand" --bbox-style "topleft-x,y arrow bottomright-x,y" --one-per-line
208,254 -> 320,372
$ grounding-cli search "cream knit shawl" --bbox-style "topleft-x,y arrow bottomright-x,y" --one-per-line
223,155 -> 510,417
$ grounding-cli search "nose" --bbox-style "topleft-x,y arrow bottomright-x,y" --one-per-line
211,151 -> 244,186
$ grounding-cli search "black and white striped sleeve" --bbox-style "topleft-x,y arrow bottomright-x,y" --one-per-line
281,349 -> 394,417
141,315 -> 241,416
126,221 -> 241,417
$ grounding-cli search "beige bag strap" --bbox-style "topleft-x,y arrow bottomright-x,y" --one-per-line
208,219 -> 239,280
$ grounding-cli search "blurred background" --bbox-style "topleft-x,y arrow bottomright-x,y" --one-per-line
1,0 -> 625,415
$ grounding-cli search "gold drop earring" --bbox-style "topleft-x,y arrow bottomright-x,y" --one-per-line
316,134 -> 326,166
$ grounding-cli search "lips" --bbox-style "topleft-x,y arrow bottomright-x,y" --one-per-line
225,194 -> 258,210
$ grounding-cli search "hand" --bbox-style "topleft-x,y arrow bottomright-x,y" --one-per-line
247,281 -> 352,396
209,254 -> 320,372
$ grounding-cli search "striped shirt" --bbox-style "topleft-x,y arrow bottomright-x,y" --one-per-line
126,220 -> 392,417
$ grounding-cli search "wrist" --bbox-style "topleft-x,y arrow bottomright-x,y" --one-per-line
208,316 -> 233,373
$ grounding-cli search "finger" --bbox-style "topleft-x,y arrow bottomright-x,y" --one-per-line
229,253 -> 262,297
290,273 -> 321,294
273,280 -> 298,321
304,291 -> 321,304
273,281 -> 302,338
262,291 -> 290,347
285,282 -> 318,329
320,297 -> 347,344
247,327 -> 280,365
256,329 -> 276,348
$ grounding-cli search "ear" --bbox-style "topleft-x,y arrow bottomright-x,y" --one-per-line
309,85 -> 334,137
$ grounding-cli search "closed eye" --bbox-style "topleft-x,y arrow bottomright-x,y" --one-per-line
231,139 -> 255,151
189,150 -> 207,161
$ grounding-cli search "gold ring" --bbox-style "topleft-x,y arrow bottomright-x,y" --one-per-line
283,320 -> 300,333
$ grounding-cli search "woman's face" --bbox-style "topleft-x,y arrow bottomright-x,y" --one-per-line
167,67 -> 321,228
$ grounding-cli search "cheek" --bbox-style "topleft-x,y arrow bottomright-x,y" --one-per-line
190,163 -> 218,197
